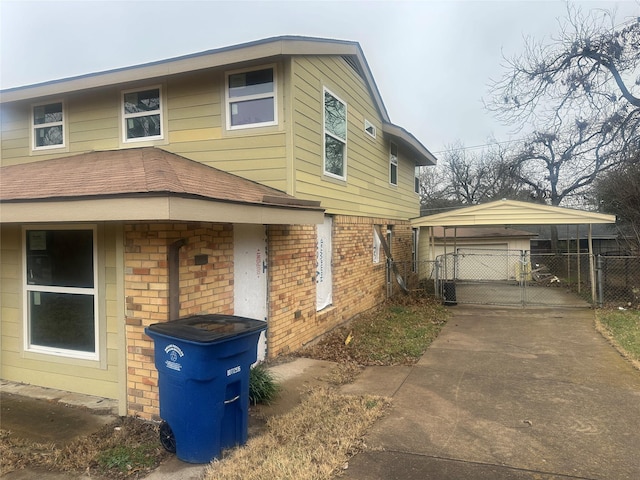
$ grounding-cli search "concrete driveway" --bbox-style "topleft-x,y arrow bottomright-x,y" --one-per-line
341,306 -> 640,480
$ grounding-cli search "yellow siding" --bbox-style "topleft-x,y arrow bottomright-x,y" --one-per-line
291,56 -> 420,219
0,65 -> 288,192
0,224 -> 122,400
162,67 -> 288,191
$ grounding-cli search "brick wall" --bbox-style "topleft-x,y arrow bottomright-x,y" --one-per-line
123,218 -> 414,418
266,215 -> 414,357
124,222 -> 233,419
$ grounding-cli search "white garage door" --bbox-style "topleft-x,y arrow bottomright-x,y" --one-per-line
456,245 -> 510,281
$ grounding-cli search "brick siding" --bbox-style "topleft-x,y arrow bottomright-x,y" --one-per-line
124,217 -> 414,418
124,222 -> 233,419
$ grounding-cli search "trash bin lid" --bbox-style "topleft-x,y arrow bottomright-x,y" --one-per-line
147,314 -> 266,343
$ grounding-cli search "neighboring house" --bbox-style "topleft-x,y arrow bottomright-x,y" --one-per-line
0,36 -> 436,418
526,224 -> 626,255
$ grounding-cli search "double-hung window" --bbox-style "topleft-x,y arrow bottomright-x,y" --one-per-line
122,87 -> 163,141
323,88 -> 347,179
33,102 -> 64,150
226,66 -> 277,129
24,227 -> 98,360
390,142 -> 398,186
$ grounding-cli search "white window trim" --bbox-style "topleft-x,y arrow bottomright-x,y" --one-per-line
323,87 -> 347,181
121,85 -> 164,143
373,226 -> 382,264
364,119 -> 376,139
22,225 -> 99,361
31,100 -> 66,151
389,142 -> 398,186
225,64 -> 278,131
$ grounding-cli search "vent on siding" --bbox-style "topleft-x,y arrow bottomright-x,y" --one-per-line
342,55 -> 363,79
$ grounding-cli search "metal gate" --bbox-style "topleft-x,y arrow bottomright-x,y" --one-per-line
435,250 -> 592,307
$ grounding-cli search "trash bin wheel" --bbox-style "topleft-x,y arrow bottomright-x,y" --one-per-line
159,421 -> 176,453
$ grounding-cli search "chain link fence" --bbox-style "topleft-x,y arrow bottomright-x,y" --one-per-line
596,256 -> 640,308
391,253 -> 640,308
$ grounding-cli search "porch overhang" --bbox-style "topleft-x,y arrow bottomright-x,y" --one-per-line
0,148 -> 325,225
0,195 -> 324,224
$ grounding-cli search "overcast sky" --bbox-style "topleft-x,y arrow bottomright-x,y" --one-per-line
1,0 -> 638,155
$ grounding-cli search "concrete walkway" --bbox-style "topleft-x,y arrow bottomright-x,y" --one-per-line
340,306 -> 640,480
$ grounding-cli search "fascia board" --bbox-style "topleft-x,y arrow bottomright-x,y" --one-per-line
0,197 -> 325,225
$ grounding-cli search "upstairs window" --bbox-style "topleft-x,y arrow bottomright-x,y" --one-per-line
390,142 -> 398,186
33,102 -> 64,150
226,66 -> 277,129
415,166 -> 420,194
323,88 -> 347,179
122,87 -> 163,142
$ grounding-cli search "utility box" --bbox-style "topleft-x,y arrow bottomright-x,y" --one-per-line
145,314 -> 266,463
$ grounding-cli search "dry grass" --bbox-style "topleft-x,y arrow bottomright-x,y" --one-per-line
300,295 -> 448,366
205,388 -> 389,480
0,416 -> 169,479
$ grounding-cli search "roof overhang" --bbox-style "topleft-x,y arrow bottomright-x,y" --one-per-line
411,199 -> 616,228
0,196 -> 324,225
0,148 -> 325,225
382,122 -> 437,166
1,36 -> 367,103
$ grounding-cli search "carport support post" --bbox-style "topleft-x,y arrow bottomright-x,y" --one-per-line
588,224 -> 596,306
596,255 -> 604,307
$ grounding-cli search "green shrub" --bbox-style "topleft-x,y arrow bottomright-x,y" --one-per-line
249,363 -> 280,405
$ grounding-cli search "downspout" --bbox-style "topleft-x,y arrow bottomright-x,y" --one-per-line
169,238 -> 187,321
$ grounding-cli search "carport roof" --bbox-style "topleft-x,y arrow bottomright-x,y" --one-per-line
411,199 -> 615,228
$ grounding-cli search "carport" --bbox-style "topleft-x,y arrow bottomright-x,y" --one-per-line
411,199 -> 616,306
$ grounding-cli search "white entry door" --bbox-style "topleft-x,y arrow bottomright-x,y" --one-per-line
234,224 -> 268,361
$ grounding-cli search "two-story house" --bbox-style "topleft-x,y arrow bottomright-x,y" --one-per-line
0,36 -> 436,418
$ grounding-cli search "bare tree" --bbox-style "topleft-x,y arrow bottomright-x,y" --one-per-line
509,119 -> 623,208
418,141 -> 530,215
594,151 -> 640,253
489,6 -> 640,158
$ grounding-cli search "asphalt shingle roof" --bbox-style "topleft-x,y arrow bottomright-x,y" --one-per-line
0,147 -> 320,210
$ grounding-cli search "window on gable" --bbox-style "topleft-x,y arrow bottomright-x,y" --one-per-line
323,88 -> 347,179
33,102 -> 64,149
390,142 -> 398,186
226,66 -> 276,129
24,227 -> 98,360
122,87 -> 162,141
364,119 -> 376,138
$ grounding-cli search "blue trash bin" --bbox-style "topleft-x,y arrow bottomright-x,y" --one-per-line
145,314 -> 266,463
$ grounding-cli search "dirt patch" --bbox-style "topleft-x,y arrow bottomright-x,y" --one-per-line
0,392 -> 114,447
1,416 -> 169,479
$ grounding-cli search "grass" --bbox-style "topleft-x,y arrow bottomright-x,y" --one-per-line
249,363 -> 281,405
204,388 -> 390,480
596,308 -> 640,368
300,295 -> 448,366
